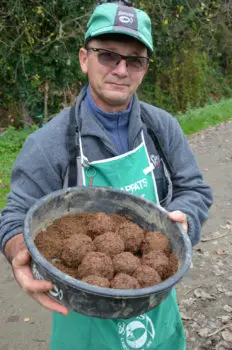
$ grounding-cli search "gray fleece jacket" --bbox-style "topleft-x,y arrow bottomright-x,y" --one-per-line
0,86 -> 212,251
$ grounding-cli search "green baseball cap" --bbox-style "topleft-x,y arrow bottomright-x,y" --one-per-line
85,3 -> 153,54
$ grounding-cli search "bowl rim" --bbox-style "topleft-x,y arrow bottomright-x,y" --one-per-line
24,186 -> 192,298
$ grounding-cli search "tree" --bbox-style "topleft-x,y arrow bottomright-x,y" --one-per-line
0,0 -> 93,125
0,0 -> 231,123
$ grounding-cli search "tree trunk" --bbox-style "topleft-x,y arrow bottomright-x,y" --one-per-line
44,81 -> 49,120
21,103 -> 33,127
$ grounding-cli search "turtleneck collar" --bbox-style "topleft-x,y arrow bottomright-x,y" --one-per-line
85,86 -> 133,121
84,86 -> 133,154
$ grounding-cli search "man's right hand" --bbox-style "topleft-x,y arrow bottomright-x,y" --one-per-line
4,234 -> 69,316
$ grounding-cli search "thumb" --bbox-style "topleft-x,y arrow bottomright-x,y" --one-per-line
168,210 -> 188,232
12,248 -> 31,267
168,210 -> 186,220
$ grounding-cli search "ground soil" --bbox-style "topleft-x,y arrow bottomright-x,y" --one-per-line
0,120 -> 232,350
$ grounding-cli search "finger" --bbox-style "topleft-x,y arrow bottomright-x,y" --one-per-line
182,222 -> 188,232
16,267 -> 53,293
30,292 -> 69,315
168,211 -> 188,231
12,246 -> 69,315
12,249 -> 53,292
168,210 -> 186,221
12,248 -> 31,267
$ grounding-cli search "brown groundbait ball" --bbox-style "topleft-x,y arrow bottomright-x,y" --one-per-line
78,251 -> 114,279
82,275 -> 110,288
141,251 -> 170,280
93,232 -> 125,257
61,234 -> 96,267
133,265 -> 161,288
111,273 -> 140,289
113,252 -> 140,275
141,231 -> 171,255
59,215 -> 89,235
116,222 -> 144,253
87,212 -> 114,238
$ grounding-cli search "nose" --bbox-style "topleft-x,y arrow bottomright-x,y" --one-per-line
112,58 -> 128,76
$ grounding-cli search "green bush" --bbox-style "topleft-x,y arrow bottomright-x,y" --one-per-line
0,125 -> 37,208
1,0 -> 232,119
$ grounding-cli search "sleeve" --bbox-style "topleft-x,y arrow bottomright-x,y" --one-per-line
0,134 -> 64,252
164,116 -> 213,246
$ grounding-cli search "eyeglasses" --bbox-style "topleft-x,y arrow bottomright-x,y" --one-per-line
86,47 -> 149,72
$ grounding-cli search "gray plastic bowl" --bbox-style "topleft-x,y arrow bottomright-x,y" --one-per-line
24,186 -> 192,319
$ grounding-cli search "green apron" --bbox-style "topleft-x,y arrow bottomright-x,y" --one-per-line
51,132 -> 186,350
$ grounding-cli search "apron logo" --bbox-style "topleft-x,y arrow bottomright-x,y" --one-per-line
81,131 -> 159,204
120,178 -> 148,193
118,315 -> 155,349
150,155 -> 161,167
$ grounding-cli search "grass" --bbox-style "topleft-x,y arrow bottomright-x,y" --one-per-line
176,98 -> 232,135
0,98 -> 232,210
0,126 -> 37,209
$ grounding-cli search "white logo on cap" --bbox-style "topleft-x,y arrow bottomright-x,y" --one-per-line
119,15 -> 133,24
118,10 -> 134,25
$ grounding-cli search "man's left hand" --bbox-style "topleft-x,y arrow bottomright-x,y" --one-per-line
168,211 -> 188,232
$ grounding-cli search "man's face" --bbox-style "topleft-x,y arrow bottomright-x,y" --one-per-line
79,37 -> 149,112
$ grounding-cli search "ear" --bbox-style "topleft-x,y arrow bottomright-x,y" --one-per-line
138,63 -> 149,85
79,48 -> 88,74
144,62 -> 149,76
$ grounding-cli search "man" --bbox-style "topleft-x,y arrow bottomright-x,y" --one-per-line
0,1 -> 212,349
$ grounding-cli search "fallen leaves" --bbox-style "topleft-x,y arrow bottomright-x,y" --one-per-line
220,220 -> 232,230
180,312 -> 193,321
197,325 -> 232,339
177,217 -> 232,349
223,305 -> 232,313
198,328 -> 211,337
221,329 -> 232,343
194,289 -> 216,301
216,340 -> 232,349
207,325 -> 232,338
217,316 -> 232,324
217,285 -> 227,293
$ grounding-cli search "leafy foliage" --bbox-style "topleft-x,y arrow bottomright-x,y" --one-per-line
0,0 -> 232,122
0,0 -> 92,123
136,0 -> 232,113
0,126 -> 36,208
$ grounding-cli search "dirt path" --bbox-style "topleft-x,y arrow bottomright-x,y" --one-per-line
177,120 -> 232,350
0,120 -> 232,350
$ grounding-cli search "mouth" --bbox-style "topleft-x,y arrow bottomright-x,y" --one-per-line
106,82 -> 129,87
106,82 -> 129,89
